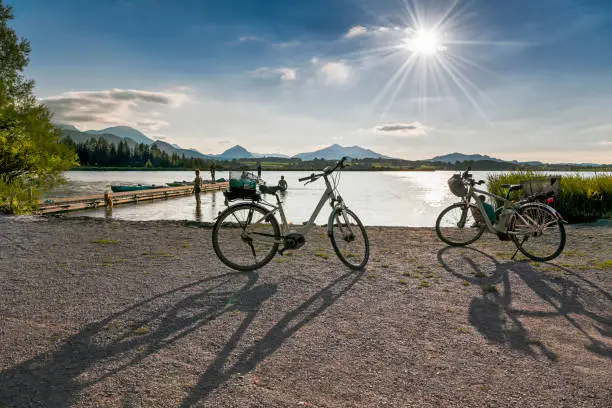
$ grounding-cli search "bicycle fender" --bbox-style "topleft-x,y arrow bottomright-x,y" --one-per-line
327,206 -> 342,237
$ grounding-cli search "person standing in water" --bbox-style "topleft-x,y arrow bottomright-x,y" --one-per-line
210,163 -> 216,184
194,169 -> 202,202
278,175 -> 288,191
256,161 -> 262,180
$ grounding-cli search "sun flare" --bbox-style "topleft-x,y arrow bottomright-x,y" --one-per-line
404,29 -> 444,56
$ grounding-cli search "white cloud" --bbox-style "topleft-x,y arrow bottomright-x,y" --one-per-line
41,88 -> 188,132
597,140 -> 612,146
276,40 -> 300,49
373,122 -> 430,137
238,35 -> 266,43
277,68 -> 297,81
249,67 -> 297,82
238,35 -> 299,49
344,25 -> 393,39
137,118 -> 170,132
345,25 -> 368,38
319,62 -> 351,85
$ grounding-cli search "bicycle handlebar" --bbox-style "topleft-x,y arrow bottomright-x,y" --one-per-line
298,156 -> 349,183
298,174 -> 318,182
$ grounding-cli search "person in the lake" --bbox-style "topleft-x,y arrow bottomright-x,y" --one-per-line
278,175 -> 287,191
194,169 -> 202,202
256,161 -> 262,180
210,163 -> 216,184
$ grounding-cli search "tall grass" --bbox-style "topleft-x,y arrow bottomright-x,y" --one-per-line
487,171 -> 612,223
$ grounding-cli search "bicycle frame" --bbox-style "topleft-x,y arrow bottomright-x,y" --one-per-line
226,173 -> 348,241
463,185 -> 514,233
462,184 -> 564,236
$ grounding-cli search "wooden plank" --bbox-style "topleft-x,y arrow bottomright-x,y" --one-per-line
37,182 -> 228,214
39,194 -> 105,205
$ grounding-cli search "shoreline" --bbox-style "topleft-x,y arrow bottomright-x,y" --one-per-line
1,216 -> 610,407
68,167 -> 437,172
68,167 -> 611,172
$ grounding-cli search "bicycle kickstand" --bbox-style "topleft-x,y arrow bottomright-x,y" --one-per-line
511,236 -> 528,260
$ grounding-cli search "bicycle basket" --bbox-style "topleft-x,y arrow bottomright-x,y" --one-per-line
448,174 -> 468,197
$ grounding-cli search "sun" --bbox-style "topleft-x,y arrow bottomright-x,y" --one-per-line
404,28 -> 444,56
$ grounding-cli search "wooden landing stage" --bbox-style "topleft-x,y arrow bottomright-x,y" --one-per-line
38,182 -> 229,214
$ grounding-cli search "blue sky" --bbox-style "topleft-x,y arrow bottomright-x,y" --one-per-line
7,0 -> 612,162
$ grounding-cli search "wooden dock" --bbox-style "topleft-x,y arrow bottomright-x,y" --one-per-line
37,182 -> 229,214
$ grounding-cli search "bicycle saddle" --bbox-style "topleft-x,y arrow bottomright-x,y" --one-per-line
501,184 -> 523,191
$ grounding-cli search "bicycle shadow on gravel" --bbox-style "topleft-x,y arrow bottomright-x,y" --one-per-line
179,269 -> 365,408
0,271 -> 268,408
438,246 -> 612,360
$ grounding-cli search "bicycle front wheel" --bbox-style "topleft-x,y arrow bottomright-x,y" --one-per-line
508,203 -> 566,262
435,203 -> 485,246
328,208 -> 369,270
212,203 -> 281,271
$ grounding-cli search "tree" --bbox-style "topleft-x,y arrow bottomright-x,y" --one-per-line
0,1 -> 77,213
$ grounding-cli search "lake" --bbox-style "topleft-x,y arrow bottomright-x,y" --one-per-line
56,170 -> 596,226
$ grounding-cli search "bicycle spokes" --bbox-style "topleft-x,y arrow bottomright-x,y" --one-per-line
509,204 -> 565,261
213,205 -> 280,271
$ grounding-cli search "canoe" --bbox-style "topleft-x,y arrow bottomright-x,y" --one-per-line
110,184 -> 165,193
166,181 -> 191,187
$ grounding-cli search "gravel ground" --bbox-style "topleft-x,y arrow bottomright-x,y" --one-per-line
0,216 -> 610,408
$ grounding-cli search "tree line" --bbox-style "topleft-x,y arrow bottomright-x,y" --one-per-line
59,135 -> 612,173
60,136 -> 218,169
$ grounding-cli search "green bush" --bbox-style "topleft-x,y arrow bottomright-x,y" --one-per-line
0,179 -> 41,214
487,171 -> 612,223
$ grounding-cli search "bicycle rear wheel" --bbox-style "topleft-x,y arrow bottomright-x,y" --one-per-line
508,203 -> 566,262
436,203 -> 485,246
212,203 -> 281,271
328,208 -> 369,270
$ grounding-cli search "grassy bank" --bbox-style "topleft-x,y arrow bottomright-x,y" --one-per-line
487,171 -> 612,223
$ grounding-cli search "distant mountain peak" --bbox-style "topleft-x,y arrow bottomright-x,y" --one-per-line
294,144 -> 392,161
428,152 -> 505,163
54,123 -> 80,131
86,125 -> 154,145
218,145 -> 253,159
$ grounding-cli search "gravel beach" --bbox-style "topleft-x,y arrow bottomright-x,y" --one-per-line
0,216 -> 611,407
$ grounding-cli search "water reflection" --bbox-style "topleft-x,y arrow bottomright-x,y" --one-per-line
64,170 -> 595,226
195,200 -> 202,222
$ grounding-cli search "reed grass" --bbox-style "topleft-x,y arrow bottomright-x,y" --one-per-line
487,171 -> 612,223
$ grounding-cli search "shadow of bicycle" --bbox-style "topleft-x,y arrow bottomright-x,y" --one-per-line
438,246 -> 612,361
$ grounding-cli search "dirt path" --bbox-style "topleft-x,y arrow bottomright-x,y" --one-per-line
0,216 -> 610,407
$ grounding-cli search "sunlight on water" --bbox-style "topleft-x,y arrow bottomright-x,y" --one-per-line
61,170 -> 596,226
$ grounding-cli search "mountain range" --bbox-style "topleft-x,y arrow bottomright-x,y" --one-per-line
56,124 -> 392,161
294,144 -> 391,160
56,124 -> 607,166
428,152 -> 547,165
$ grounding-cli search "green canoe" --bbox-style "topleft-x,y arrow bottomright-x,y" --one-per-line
110,184 -> 165,193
